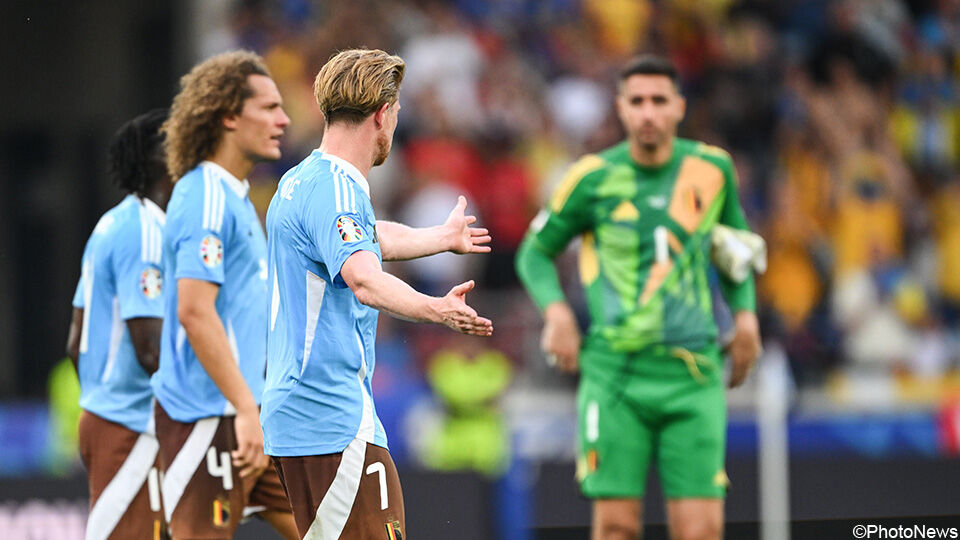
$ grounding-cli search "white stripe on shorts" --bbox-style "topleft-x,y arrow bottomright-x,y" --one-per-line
303,438 -> 366,540
85,432 -> 159,540
160,416 -> 220,522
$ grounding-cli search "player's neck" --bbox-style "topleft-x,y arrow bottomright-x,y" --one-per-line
318,125 -> 375,179
630,138 -> 674,168
207,143 -> 254,181
143,181 -> 172,211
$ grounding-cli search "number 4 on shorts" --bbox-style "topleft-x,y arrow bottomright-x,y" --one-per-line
207,447 -> 233,490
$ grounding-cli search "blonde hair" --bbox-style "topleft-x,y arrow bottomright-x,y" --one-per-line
162,50 -> 271,180
313,49 -> 405,125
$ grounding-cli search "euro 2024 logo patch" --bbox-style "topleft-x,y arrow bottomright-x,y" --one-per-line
140,267 -> 162,299
200,235 -> 224,268
337,215 -> 365,243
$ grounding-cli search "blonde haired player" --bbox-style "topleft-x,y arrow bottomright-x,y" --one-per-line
262,48 -> 493,539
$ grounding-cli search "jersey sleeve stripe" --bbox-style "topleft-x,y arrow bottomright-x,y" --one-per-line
202,168 -> 212,230
332,162 -> 343,213
549,154 -> 605,212
349,183 -> 356,213
140,205 -> 150,263
214,179 -> 225,232
151,222 -> 162,264
340,173 -> 350,214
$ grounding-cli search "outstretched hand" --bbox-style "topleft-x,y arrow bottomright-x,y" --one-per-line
445,196 -> 492,254
433,280 -> 494,336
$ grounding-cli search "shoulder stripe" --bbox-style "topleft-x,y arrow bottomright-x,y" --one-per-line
140,205 -> 150,263
550,154 -> 605,212
332,162 -> 342,213
139,204 -> 163,264
215,175 -> 225,231
203,167 -> 226,232
348,183 -> 356,213
340,172 -> 350,213
151,221 -> 162,264
202,168 -> 212,229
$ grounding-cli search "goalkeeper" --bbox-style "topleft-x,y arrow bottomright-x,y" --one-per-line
516,55 -> 763,540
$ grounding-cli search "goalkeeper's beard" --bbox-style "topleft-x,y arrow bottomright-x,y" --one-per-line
634,125 -> 667,154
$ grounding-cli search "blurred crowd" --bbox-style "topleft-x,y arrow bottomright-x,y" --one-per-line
208,0 -> 960,395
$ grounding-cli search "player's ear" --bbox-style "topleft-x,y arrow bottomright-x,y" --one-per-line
222,113 -> 239,131
676,95 -> 687,122
614,93 -> 629,126
373,102 -> 390,129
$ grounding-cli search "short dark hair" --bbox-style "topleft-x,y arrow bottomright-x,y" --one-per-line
619,55 -> 679,87
108,109 -> 169,197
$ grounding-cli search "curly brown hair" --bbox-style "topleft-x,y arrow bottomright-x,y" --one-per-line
162,50 -> 271,180
313,49 -> 405,125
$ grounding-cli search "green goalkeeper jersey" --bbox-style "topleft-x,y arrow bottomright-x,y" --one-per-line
516,137 -> 756,353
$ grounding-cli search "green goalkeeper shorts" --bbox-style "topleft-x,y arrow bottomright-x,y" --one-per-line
575,343 -> 729,499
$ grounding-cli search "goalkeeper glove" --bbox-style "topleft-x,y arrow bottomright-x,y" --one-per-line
710,224 -> 766,283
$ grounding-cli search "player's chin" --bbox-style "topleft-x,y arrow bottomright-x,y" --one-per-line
259,145 -> 283,161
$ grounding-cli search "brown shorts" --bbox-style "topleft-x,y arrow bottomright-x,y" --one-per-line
154,404 -> 292,539
273,439 -> 405,539
78,410 -> 166,540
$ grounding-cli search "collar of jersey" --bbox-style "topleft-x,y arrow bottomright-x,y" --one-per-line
139,195 -> 166,225
200,160 -> 250,198
316,151 -> 370,197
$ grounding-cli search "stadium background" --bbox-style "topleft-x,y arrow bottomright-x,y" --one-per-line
1,0 -> 959,538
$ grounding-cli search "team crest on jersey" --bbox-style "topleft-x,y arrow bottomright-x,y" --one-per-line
385,520 -> 403,540
575,448 -> 600,481
586,449 -> 599,473
140,267 -> 162,299
212,497 -> 230,527
200,235 -> 223,268
713,469 -> 730,489
337,216 -> 365,243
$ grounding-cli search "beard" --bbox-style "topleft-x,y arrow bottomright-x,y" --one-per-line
373,132 -> 391,166
635,125 -> 665,153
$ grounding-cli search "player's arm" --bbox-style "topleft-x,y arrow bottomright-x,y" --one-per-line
377,195 -> 490,261
66,273 -> 85,372
112,230 -> 167,375
126,318 -> 162,374
177,278 -> 266,476
66,308 -> 83,373
168,179 -> 266,478
716,158 -> 761,388
340,250 -> 492,336
515,157 -> 600,372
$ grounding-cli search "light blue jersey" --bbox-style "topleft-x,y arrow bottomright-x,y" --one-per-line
261,151 -> 386,456
72,195 -> 165,434
151,161 -> 269,422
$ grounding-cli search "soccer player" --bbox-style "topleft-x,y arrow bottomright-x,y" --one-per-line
262,48 -> 494,539
516,55 -> 763,540
66,109 -> 171,540
150,51 -> 297,540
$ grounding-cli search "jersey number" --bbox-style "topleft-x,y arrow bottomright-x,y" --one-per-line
639,226 -> 673,306
207,447 -> 233,490
366,462 -> 388,510
147,466 -> 162,512
654,226 -> 669,264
